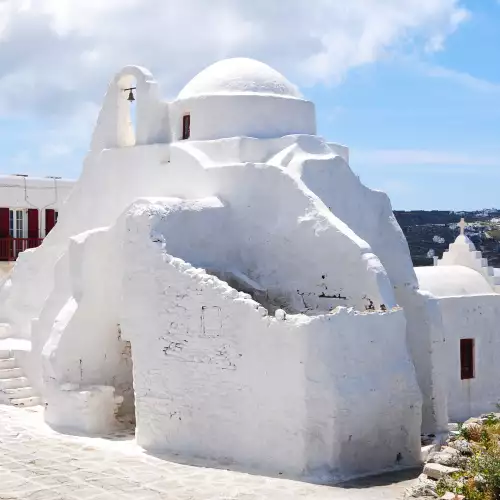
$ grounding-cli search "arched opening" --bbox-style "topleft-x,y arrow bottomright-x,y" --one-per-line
90,65 -> 170,152
116,74 -> 138,147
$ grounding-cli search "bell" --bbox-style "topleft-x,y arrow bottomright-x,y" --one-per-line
127,89 -> 135,102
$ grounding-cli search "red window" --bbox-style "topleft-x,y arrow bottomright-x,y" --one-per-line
182,114 -> 191,140
45,209 -> 56,235
460,339 -> 475,380
27,209 -> 39,239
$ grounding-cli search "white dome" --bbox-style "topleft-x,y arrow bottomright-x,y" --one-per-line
415,265 -> 495,297
178,58 -> 302,100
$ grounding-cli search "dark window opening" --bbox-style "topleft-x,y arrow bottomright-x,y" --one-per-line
182,114 -> 191,140
460,338 -> 475,380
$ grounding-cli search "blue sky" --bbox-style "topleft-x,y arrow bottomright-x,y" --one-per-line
0,0 -> 498,210
312,0 -> 500,210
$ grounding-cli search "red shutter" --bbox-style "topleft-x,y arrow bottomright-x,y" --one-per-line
28,209 -> 39,239
45,209 -> 56,235
182,114 -> 191,140
0,208 -> 9,238
460,338 -> 475,380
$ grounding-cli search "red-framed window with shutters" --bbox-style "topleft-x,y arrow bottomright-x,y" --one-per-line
0,207 -> 43,260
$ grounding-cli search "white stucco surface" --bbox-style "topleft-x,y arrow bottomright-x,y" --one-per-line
432,295 -> 500,422
120,205 -> 421,481
178,58 -> 302,99
5,56 -> 499,483
416,231 -> 500,424
0,175 -> 74,210
415,265 -> 496,297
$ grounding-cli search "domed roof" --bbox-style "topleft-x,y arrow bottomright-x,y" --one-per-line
178,58 -> 302,100
415,265 -> 495,297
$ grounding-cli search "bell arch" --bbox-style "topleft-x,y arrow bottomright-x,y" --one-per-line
90,65 -> 171,152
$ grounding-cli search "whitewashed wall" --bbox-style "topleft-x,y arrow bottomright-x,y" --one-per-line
42,225 -> 134,433
120,214 -> 422,482
436,295 -> 500,422
170,94 -> 316,142
0,176 -> 74,210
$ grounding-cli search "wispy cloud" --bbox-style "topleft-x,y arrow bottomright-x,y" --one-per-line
353,149 -> 500,168
374,179 -> 414,195
416,62 -> 500,92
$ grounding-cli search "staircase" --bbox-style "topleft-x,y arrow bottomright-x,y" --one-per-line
0,324 -> 40,408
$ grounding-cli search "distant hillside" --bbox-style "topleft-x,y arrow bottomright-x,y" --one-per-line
393,209 -> 500,268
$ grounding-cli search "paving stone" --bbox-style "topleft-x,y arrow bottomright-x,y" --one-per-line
0,405 -> 419,500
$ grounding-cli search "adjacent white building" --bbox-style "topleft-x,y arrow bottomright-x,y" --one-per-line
0,57 -> 498,483
415,219 -> 500,422
0,175 -> 74,276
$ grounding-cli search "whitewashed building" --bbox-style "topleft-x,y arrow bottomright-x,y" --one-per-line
0,175 -> 74,274
415,219 -> 500,422
0,58 -> 498,483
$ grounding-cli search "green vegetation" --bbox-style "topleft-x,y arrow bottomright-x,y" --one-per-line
438,414 -> 500,499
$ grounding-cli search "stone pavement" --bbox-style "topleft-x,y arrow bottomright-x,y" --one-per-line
0,405 -> 419,499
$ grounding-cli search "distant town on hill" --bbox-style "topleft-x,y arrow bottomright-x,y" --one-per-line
394,209 -> 500,268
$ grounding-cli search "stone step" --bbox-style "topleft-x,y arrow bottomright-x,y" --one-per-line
0,367 -> 23,379
0,377 -> 29,390
423,463 -> 460,480
10,396 -> 41,408
0,349 -> 12,360
1,386 -> 36,400
0,358 -> 16,370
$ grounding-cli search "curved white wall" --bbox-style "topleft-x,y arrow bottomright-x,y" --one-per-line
170,94 -> 316,142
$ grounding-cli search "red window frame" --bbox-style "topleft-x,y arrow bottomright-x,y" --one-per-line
460,338 -> 475,380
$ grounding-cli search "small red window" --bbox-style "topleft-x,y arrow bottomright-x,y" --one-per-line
182,114 -> 191,140
460,338 -> 475,380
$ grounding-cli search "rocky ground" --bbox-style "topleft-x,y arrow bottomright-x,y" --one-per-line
406,413 -> 500,500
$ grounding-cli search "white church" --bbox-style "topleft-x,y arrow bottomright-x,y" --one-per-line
0,58 -> 499,483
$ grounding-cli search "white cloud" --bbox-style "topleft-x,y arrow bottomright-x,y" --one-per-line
0,0 -> 468,170
0,0 -> 468,113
